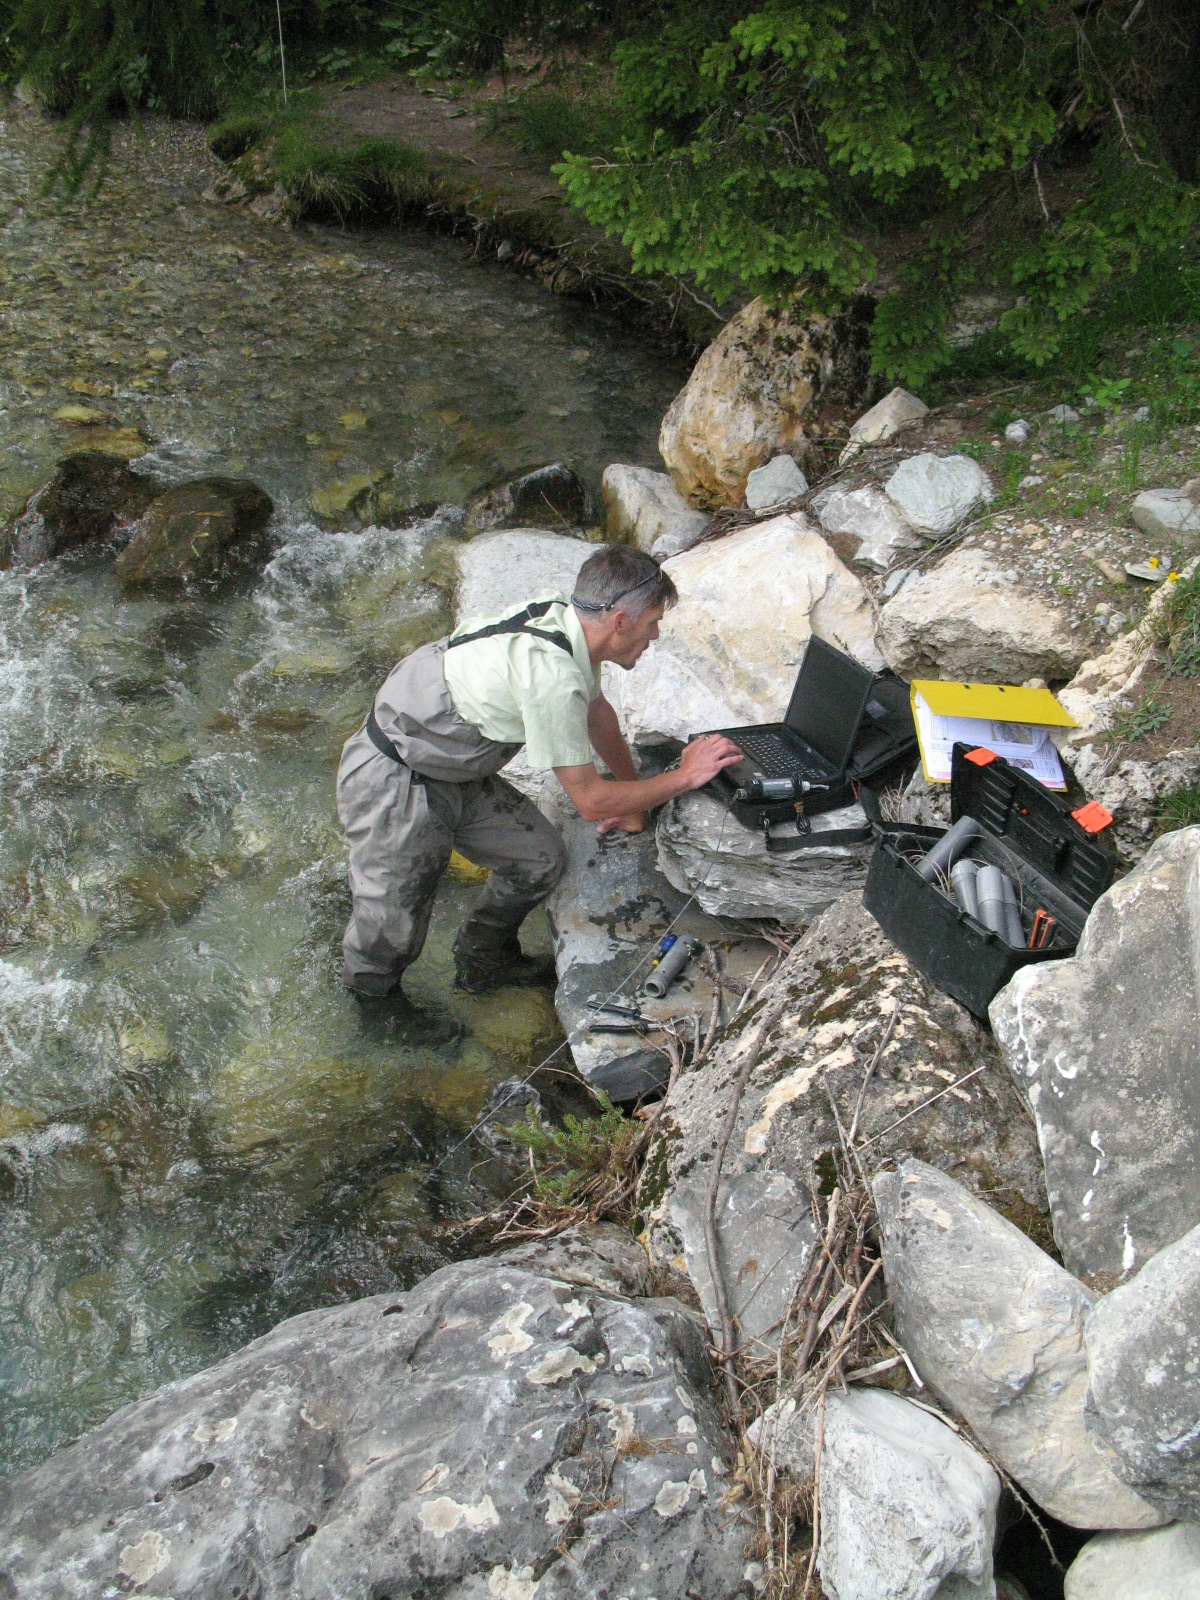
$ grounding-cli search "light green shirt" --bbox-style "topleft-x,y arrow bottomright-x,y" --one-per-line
443,593 -> 601,771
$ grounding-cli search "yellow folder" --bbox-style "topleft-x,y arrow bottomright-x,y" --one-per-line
910,680 -> 1077,787
910,681 -> 1078,726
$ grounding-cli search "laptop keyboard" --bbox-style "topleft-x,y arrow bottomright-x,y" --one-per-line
732,729 -> 831,781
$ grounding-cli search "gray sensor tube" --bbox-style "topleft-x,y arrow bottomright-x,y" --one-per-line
643,937 -> 696,998
950,858 -> 980,918
975,865 -> 1009,938
1000,875 -> 1025,948
916,816 -> 984,883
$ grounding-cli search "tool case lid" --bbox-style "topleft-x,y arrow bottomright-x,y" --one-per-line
948,742 -> 1116,914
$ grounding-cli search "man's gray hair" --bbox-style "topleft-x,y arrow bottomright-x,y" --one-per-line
571,546 -> 678,620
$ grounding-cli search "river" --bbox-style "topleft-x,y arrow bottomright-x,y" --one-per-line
0,103 -> 682,1474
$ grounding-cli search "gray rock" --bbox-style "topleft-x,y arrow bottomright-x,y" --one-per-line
453,528 -> 593,625
465,463 -> 585,532
1005,420 -> 1030,445
813,483 -> 919,570
1064,1522 -> 1200,1600
840,387 -> 929,464
644,894 -> 1049,1353
1068,742 -> 1200,865
1131,487 -> 1200,546
744,454 -> 808,510
990,826 -> 1200,1283
544,814 -> 774,1084
750,1389 -> 999,1600
656,789 -> 873,922
884,454 -> 994,538
1085,1220 -> 1200,1519
1,453 -> 156,568
879,546 -> 1081,683
114,478 -> 274,588
894,766 -> 952,828
1048,405 -> 1081,425
874,1161 -> 1163,1529
0,1243 -> 747,1600
667,1167 -> 818,1354
1019,474 -> 1044,490
601,464 -> 708,555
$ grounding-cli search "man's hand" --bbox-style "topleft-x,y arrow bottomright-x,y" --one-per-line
677,733 -> 744,789
597,812 -> 646,836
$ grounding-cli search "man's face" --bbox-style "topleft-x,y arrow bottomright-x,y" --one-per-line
610,602 -> 665,669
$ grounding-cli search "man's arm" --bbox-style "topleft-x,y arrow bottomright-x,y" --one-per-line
554,734 -> 742,825
586,694 -> 643,833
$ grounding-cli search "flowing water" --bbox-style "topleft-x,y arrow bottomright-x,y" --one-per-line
0,105 -> 682,1474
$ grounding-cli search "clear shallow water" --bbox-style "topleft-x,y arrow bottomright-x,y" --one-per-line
0,105 -> 682,1473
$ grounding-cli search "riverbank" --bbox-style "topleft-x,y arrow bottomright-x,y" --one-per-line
202,69 -> 723,351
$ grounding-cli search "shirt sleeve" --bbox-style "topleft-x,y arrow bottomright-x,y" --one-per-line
512,643 -> 596,770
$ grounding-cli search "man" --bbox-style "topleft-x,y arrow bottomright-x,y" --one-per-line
337,544 -> 741,997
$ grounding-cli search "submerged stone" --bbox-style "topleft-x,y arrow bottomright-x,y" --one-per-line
115,477 -> 274,588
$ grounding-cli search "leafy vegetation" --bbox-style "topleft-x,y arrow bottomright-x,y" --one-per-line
498,1095 -> 640,1207
1155,568 -> 1200,678
1155,783 -> 1200,833
1106,694 -> 1172,745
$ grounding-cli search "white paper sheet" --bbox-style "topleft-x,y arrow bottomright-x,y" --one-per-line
914,692 -> 1066,789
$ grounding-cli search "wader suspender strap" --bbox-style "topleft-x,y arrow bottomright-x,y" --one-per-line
365,602 -> 574,764
444,599 -> 574,658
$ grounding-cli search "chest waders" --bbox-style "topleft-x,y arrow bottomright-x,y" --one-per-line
335,603 -> 575,996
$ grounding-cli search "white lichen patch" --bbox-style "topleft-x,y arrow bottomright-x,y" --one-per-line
743,1064 -> 822,1154
544,1470 -> 582,1525
118,1531 -> 171,1586
554,1298 -> 590,1335
653,1479 -> 692,1518
619,1353 -> 653,1376
191,1416 -> 237,1444
606,1404 -> 637,1449
415,1463 -> 449,1493
525,1347 -> 595,1386
488,1301 -> 536,1362
489,1564 -> 539,1600
675,1414 -> 697,1436
419,1494 -> 500,1536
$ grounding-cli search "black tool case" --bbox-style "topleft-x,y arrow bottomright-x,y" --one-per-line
862,742 -> 1116,1020
714,670 -> 920,829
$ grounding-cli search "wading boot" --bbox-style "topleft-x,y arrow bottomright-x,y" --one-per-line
453,940 -> 556,995
348,984 -> 463,1048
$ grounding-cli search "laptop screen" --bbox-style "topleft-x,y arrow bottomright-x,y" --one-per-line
783,636 -> 875,771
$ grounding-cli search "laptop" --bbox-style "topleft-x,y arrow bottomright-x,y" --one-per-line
709,635 -> 876,790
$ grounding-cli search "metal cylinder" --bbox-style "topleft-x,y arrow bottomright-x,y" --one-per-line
643,936 -> 696,998
916,816 -> 984,883
950,858 -> 980,919
975,865 -> 1009,937
1000,875 -> 1025,947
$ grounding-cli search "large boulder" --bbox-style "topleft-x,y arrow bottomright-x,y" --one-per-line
644,893 -> 1048,1358
874,1160 -> 1163,1530
1085,1220 -> 1200,1519
1064,1523 -> 1200,1600
839,387 -> 929,464
659,297 -> 870,508
453,528 -> 593,624
990,826 -> 1200,1283
600,465 -> 708,555
114,478 -> 274,588
464,463 -> 585,532
544,813 -> 774,1088
878,546 -> 1082,683
1,453 -> 156,568
609,513 -> 883,747
812,482 -> 919,571
884,454 -> 993,538
0,1236 -> 748,1600
656,789 -> 873,922
750,1389 -> 1000,1600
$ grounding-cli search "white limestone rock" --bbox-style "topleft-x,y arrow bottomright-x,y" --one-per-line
750,1388 -> 1000,1600
1048,405 -> 1081,425
610,513 -> 883,746
813,482 -> 919,570
658,297 -> 867,507
990,826 -> 1200,1283
1131,487 -> 1200,545
874,1160 -> 1164,1530
1005,420 -> 1030,445
453,527 -> 592,624
601,464 -> 708,554
1064,1523 -> 1200,1600
744,454 -> 808,510
878,546 -> 1081,682
884,454 -> 994,538
1085,1220 -> 1200,1519
656,789 -> 873,921
839,386 -> 929,464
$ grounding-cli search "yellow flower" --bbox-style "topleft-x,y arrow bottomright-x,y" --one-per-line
1148,556 -> 1160,568
1168,571 -> 1180,582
